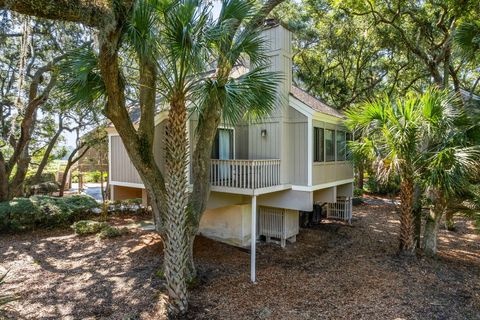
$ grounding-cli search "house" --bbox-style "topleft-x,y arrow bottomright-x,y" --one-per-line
107,22 -> 353,281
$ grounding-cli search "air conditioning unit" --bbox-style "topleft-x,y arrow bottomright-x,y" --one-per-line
259,206 -> 299,247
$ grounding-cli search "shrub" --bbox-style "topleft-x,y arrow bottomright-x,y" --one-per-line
353,188 -> 364,197
84,171 -> 108,183
97,225 -> 128,239
24,172 -> 56,185
0,195 -> 99,232
71,220 -> 109,235
29,181 -> 60,196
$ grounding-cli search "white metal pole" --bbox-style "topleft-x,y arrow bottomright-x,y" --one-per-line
251,195 -> 257,283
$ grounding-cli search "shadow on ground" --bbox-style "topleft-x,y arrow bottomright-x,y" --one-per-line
1,198 -> 479,319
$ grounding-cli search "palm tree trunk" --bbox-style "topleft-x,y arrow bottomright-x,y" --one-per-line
399,179 -> 415,253
185,232 -> 197,282
164,99 -> 189,317
445,210 -> 455,231
423,213 -> 442,256
423,190 -> 447,256
357,164 -> 364,190
413,184 -> 423,249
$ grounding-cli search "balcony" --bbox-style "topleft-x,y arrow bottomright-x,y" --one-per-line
210,159 -> 281,190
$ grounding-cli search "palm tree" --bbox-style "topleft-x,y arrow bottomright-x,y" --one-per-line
454,20 -> 480,60
346,94 -> 422,253
346,88 -> 480,256
62,0 -> 283,316
418,90 -> 480,255
187,0 -> 282,279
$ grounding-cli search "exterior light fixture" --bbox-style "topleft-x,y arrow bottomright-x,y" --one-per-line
261,129 -> 267,137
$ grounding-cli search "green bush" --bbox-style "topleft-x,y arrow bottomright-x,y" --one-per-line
365,176 -> 400,195
29,181 -> 60,196
353,188 -> 364,197
71,220 -> 109,235
24,172 -> 56,185
0,195 -> 99,232
84,171 -> 108,183
97,225 -> 128,239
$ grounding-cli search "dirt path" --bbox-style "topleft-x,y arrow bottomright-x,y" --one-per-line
1,199 -> 479,319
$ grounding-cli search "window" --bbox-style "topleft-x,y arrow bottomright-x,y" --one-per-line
336,131 -> 346,161
325,129 -> 335,162
313,127 -> 324,162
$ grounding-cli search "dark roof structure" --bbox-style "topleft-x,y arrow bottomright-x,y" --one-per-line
290,86 -> 344,118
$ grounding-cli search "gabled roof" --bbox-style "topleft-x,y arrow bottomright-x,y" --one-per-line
290,86 -> 344,119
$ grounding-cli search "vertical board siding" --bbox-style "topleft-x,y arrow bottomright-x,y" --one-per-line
235,124 -> 249,159
248,121 -> 281,160
286,107 -> 308,185
111,121 -> 167,185
110,136 -> 143,184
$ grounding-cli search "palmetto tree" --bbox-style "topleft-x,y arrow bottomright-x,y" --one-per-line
187,0 -> 282,279
346,94 -> 422,253
64,0 -> 281,315
417,90 -> 480,255
60,0 -> 282,316
346,88 -> 480,255
455,20 -> 480,60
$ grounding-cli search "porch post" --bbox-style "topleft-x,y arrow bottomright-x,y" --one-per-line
251,195 -> 257,283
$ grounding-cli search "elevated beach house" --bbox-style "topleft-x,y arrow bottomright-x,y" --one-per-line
107,22 -> 354,281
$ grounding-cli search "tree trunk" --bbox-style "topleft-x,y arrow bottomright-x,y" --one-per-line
356,163 -> 364,190
445,210 -> 455,231
59,145 -> 90,197
59,161 -> 72,197
413,184 -> 423,249
32,124 -> 63,184
399,178 -> 415,253
423,213 -> 441,256
0,153 -> 8,202
423,190 -> 447,256
185,231 -> 197,282
163,98 -> 189,317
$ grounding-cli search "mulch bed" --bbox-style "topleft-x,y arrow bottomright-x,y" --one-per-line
1,197 -> 479,319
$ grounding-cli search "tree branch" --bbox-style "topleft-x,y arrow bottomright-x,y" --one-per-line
0,0 -> 114,27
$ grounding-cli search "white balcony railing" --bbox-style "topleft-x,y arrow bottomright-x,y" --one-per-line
210,159 -> 281,189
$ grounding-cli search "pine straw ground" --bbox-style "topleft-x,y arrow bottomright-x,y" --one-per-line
1,197 -> 479,320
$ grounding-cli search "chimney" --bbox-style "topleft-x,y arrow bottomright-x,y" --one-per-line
261,19 -> 293,114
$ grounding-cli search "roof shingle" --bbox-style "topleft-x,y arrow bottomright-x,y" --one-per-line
290,86 -> 344,118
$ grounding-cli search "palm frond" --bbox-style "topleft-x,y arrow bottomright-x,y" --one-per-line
0,271 -> 18,309
454,21 -> 480,59
194,66 -> 281,126
157,0 -> 212,95
57,46 -> 106,107
423,146 -> 480,196
124,0 -> 160,60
